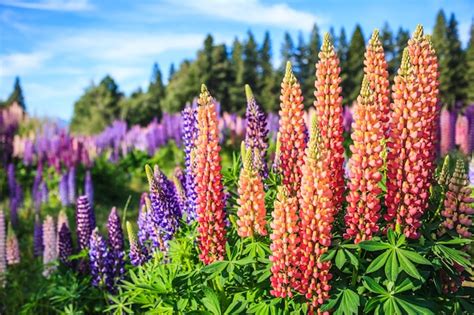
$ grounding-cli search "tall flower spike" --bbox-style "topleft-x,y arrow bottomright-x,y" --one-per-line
344,77 -> 384,243
126,222 -> 149,266
277,62 -> 307,197
56,210 -> 69,253
172,176 -> 186,216
107,207 -> 125,285
67,166 -> 76,204
0,210 -> 5,287
6,223 -> 20,265
137,193 -> 150,246
42,215 -> 57,277
440,108 -> 454,155
244,84 -> 269,178
58,223 -> 73,267
195,84 -> 227,264
298,115 -> 334,308
76,195 -> 95,250
314,33 -> 345,211
439,159 -> 474,238
236,143 -> 267,238
182,105 -> 198,222
145,165 -> 181,251
385,49 -> 428,238
269,186 -> 300,298
364,29 -> 390,137
34,214 -> 43,257
84,169 -> 94,208
89,228 -> 113,291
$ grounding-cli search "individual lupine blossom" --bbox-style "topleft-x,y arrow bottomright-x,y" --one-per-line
439,159 -> 474,238
269,186 -> 300,298
0,210 -> 6,287
6,223 -> 20,265
298,117 -> 334,308
42,215 -> 57,277
385,49 -> 429,238
195,85 -> 227,264
363,29 -> 390,138
344,77 -> 384,243
181,105 -> 198,222
33,214 -> 43,257
76,195 -> 95,250
59,172 -> 69,206
58,223 -> 73,267
314,33 -> 345,211
67,167 -> 76,204
236,143 -> 267,238
440,108 -> 454,155
146,165 -> 181,251
84,169 -> 94,208
277,62 -> 307,197
407,26 -> 440,206
244,84 -> 269,178
107,207 -> 125,285
89,228 -> 113,291
126,222 -> 149,266
455,115 -> 469,155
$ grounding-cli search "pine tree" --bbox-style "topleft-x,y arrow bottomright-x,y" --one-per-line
162,60 -> 200,113
345,25 -> 365,105
392,27 -> 410,81
294,32 -> 308,82
168,63 -> 176,80
380,23 -> 396,77
446,13 -> 466,104
147,63 -> 165,118
229,38 -> 245,112
338,28 -> 349,103
6,77 -> 26,110
259,31 -> 278,112
243,31 -> 259,96
304,23 -> 321,107
432,10 -> 450,105
210,44 -> 231,109
466,21 -> 474,103
280,32 -> 295,72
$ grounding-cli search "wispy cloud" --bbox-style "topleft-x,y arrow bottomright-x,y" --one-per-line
0,52 -> 50,77
163,0 -> 325,30
0,0 -> 93,12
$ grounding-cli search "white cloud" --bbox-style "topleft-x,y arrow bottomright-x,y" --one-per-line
164,0 -> 325,30
0,0 -> 93,11
0,52 -> 50,77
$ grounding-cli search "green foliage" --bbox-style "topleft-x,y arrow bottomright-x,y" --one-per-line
5,76 -> 26,110
465,21 -> 474,103
345,25 -> 365,105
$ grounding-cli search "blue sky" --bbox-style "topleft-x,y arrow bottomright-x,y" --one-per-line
0,0 -> 472,120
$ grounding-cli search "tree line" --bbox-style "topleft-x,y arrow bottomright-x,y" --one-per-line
2,10 -> 473,135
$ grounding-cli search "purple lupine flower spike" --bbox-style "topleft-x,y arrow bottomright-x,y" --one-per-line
59,172 -> 69,206
244,85 -> 269,178
58,223 -> 73,267
126,221 -> 149,266
67,167 -> 76,205
32,165 -> 43,211
7,164 -> 21,228
33,214 -> 44,257
0,210 -> 6,287
42,215 -> 57,277
84,169 -> 94,208
6,223 -> 20,265
145,165 -> 181,250
107,207 -> 125,285
89,228 -> 113,291
137,193 -> 150,246
172,176 -> 186,217
181,105 -> 198,222
56,210 -> 69,253
76,195 -> 95,251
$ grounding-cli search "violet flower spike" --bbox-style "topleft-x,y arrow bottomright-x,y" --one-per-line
42,215 -> 57,277
89,228 -> 113,291
33,214 -> 44,257
58,223 -> 74,267
107,207 -> 125,284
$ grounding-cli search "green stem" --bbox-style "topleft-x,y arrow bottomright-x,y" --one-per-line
351,248 -> 361,287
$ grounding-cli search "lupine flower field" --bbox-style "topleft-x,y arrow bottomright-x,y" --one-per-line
1,24 -> 474,315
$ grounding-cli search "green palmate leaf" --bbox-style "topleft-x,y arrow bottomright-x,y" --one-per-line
366,250 -> 390,274
385,251 -> 398,282
362,277 -> 387,295
399,249 -> 431,265
383,298 -> 401,315
256,270 -> 271,283
344,249 -> 359,268
335,249 -> 346,269
202,287 -> 221,315
359,241 -> 391,251
393,278 -> 416,294
397,297 -> 435,315
201,261 -> 227,275
397,251 -> 422,280
321,249 -> 337,262
321,289 -> 360,315
436,238 -> 472,245
434,244 -> 471,268
387,229 -> 397,246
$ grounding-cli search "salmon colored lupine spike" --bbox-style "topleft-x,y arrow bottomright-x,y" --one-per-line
364,29 -> 390,138
195,84 -> 227,264
269,186 -> 300,298
277,61 -> 307,197
236,142 -> 267,238
344,76 -> 384,243
298,114 -> 334,308
385,48 -> 429,238
314,33 -> 345,211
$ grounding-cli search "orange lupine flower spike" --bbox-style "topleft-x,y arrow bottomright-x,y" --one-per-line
314,33 -> 345,211
195,84 -> 227,264
364,29 -> 390,138
269,186 -> 300,298
298,116 -> 334,308
277,61 -> 307,197
385,49 -> 426,238
345,77 -> 384,243
236,143 -> 267,238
